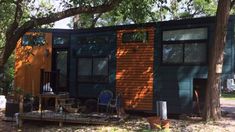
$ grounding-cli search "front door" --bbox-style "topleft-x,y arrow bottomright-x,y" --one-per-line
53,49 -> 68,93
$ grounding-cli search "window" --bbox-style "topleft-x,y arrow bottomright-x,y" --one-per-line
53,35 -> 69,45
163,44 -> 183,63
77,57 -> 108,82
93,58 -> 108,76
122,31 -> 148,43
78,58 -> 92,76
77,36 -> 110,44
184,43 -> 207,63
163,28 -> 207,41
162,28 -> 208,64
22,34 -> 45,46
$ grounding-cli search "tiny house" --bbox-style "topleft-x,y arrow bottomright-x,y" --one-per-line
15,16 -> 235,114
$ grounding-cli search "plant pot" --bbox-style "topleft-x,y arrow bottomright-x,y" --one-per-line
5,102 -> 19,118
147,116 -> 161,130
161,119 -> 170,129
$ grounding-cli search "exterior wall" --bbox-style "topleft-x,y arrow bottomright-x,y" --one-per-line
13,16 -> 235,114
116,28 -> 155,111
15,33 -> 52,96
154,19 -> 215,114
221,16 -> 235,84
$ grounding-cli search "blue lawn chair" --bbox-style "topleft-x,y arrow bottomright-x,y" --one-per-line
97,90 -> 113,113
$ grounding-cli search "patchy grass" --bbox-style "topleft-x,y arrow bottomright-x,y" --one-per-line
221,93 -> 235,100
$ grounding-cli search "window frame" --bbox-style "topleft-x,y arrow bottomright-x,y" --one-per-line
22,34 -> 46,46
76,35 -> 110,45
161,27 -> 209,65
122,31 -> 149,44
52,34 -> 70,48
77,56 -> 109,83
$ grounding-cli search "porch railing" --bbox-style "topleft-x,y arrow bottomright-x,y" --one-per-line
40,69 -> 59,94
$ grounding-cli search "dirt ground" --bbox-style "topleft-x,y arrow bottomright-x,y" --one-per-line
0,98 -> 234,132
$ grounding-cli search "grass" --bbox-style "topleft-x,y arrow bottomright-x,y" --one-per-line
221,93 -> 235,100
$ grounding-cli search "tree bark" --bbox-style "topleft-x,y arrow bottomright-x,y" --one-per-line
0,65 -> 5,95
204,0 -> 231,121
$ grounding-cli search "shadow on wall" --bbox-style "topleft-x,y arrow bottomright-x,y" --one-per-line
116,28 -> 154,111
15,33 -> 52,95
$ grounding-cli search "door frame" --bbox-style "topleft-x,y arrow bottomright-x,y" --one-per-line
52,48 -> 70,93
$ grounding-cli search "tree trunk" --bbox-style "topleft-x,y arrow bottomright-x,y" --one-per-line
204,0 -> 231,121
0,65 -> 6,95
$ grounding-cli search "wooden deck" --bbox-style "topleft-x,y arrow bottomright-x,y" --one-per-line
19,111 -> 122,127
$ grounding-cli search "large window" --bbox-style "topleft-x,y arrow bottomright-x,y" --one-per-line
22,34 -> 45,46
77,57 -> 108,82
162,28 -> 208,64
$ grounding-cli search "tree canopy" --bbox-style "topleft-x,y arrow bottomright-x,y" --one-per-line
0,0 -> 121,67
72,0 -> 219,28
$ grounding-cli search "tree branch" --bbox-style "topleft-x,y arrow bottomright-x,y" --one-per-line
6,0 -> 23,41
14,0 -> 23,24
15,0 -> 121,40
1,0 -> 122,65
90,13 -> 103,28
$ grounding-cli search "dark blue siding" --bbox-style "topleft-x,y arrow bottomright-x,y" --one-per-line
69,31 -> 116,98
154,21 -> 215,114
153,17 -> 235,114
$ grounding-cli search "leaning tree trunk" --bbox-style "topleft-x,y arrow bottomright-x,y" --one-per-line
204,0 -> 231,121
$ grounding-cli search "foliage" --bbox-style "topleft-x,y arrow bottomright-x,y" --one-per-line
0,0 -> 121,96
72,0 -> 219,28
0,1 -> 15,47
221,93 -> 235,100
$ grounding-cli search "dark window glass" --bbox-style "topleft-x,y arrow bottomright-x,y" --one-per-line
163,44 -> 183,63
78,58 -> 92,76
77,57 -> 108,82
122,31 -> 148,43
93,58 -> 108,75
162,27 -> 208,65
77,36 -> 109,44
53,36 -> 69,45
163,28 -> 207,41
22,34 -> 45,46
184,43 -> 207,63
56,51 -> 68,88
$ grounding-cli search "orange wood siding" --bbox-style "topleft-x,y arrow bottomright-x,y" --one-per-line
116,28 -> 155,111
14,33 -> 52,96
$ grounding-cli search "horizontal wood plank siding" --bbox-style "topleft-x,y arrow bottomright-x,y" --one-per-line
116,28 -> 155,111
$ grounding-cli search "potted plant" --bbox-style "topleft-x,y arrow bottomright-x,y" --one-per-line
23,93 -> 34,112
5,87 -> 23,119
